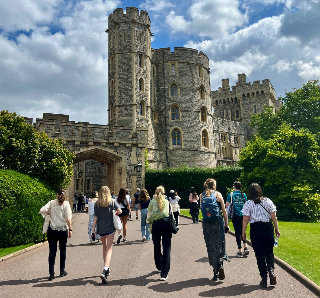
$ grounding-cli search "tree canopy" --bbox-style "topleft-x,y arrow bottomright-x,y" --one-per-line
240,81 -> 320,221
0,111 -> 74,190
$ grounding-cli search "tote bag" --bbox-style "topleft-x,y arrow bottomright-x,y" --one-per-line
112,200 -> 123,232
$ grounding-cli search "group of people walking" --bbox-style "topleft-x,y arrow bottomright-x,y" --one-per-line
40,179 -> 280,288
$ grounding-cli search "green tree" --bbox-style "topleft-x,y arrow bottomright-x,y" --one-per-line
239,124 -> 320,221
0,111 -> 74,190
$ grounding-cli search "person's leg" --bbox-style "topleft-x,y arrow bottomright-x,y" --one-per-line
161,222 -> 172,278
152,221 -> 162,271
232,215 -> 243,253
47,227 -> 58,277
58,230 -> 68,275
173,211 -> 179,226
101,234 -> 115,267
122,216 -> 128,239
140,208 -> 147,238
251,227 -> 268,277
191,214 -> 195,223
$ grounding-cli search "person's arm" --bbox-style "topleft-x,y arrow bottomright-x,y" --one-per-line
138,202 -> 141,210
242,215 -> 250,240
225,193 -> 231,207
270,211 -> 280,237
117,208 -> 122,214
67,218 -> 72,238
217,192 -> 228,228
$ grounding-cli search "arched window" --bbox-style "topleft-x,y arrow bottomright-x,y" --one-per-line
201,107 -> 207,122
139,101 -> 146,116
111,80 -> 114,94
254,105 -> 257,114
223,99 -> 226,104
171,105 -> 180,120
139,78 -> 144,92
235,109 -> 240,119
256,91 -> 259,96
211,106 -> 214,114
111,56 -> 114,71
261,90 -> 264,95
247,93 -> 250,98
198,65 -> 203,78
139,55 -> 143,68
242,93 -> 246,99
171,64 -> 176,75
172,129 -> 181,146
171,84 -> 178,97
234,97 -> 238,104
110,103 -> 114,119
202,130 -> 209,148
215,100 -> 218,106
199,85 -> 205,100
251,92 -> 255,98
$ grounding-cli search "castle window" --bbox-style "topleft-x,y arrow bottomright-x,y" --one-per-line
172,129 -> 181,146
221,134 -> 226,142
261,90 -> 264,95
171,105 -> 180,120
171,84 -> 178,97
76,179 -> 80,191
198,65 -> 203,78
201,107 -> 207,122
242,93 -> 246,99
111,56 -> 115,71
211,106 -> 214,113
223,99 -> 226,104
231,97 -> 233,103
139,78 -> 144,92
86,179 -> 91,191
247,93 -> 250,98
139,101 -> 146,116
256,91 -> 259,96
234,136 -> 239,145
199,85 -> 205,100
202,130 -> 209,148
171,64 -> 176,75
111,80 -> 115,94
123,31 -> 127,42
235,109 -> 240,119
254,105 -> 257,114
139,33 -> 143,44
215,100 -> 218,106
235,97 -> 238,104
110,103 -> 114,119
251,92 -> 255,98
139,55 -> 144,68
153,112 -> 158,123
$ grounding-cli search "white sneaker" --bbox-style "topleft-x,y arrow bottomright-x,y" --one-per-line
160,276 -> 168,281
142,236 -> 146,242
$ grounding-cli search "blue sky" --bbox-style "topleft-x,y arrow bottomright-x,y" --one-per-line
0,0 -> 320,124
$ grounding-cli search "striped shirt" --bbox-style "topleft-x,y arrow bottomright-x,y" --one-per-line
242,198 -> 277,223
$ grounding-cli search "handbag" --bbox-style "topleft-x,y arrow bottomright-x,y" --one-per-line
169,203 -> 178,234
227,192 -> 235,220
112,200 -> 123,232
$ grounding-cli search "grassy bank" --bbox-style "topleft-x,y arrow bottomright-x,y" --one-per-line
0,243 -> 35,258
180,210 -> 320,285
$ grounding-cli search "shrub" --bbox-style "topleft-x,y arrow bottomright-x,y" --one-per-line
145,166 -> 242,208
0,169 -> 55,248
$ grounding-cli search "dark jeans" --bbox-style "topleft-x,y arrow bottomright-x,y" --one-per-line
250,221 -> 275,277
152,219 -> 172,278
232,214 -> 246,249
192,214 -> 199,223
173,211 -> 179,226
47,226 -> 68,275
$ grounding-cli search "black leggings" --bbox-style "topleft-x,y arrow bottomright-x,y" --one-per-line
250,221 -> 275,277
47,226 -> 68,275
232,214 -> 246,249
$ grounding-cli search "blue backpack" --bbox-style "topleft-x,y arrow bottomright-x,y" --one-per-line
201,191 -> 221,222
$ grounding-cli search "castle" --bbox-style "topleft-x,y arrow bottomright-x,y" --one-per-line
30,7 -> 282,199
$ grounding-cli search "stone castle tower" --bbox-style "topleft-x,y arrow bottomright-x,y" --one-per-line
30,7 -> 282,201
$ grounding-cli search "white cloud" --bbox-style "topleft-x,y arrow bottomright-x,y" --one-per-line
296,60 -> 320,81
0,0 -> 119,124
140,0 -> 175,12
165,0 -> 248,38
271,59 -> 293,72
0,0 -> 62,32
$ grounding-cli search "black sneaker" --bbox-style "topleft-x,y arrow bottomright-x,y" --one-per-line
48,275 -> 55,281
213,273 -> 218,281
101,269 -> 108,283
117,234 -> 122,244
259,275 -> 268,288
60,270 -> 68,277
106,268 -> 110,276
218,266 -> 225,280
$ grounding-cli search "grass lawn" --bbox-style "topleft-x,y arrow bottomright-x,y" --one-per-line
180,210 -> 320,285
0,243 -> 35,258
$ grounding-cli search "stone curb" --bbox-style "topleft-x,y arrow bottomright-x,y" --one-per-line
0,241 -> 48,263
179,214 -> 320,296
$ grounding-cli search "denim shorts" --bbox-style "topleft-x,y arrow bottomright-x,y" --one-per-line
135,204 -> 139,211
99,230 -> 115,237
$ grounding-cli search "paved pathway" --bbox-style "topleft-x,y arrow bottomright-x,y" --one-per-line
0,213 -> 318,298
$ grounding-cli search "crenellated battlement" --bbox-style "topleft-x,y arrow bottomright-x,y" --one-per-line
152,47 -> 209,68
108,7 -> 151,30
211,74 -> 276,101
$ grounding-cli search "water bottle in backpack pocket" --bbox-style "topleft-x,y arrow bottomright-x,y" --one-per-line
201,191 -> 221,222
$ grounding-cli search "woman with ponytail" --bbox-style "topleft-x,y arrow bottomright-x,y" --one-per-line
40,189 -> 72,281
226,181 -> 249,257
147,186 -> 171,281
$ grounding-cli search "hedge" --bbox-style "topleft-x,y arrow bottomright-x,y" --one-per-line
145,166 -> 242,208
0,169 -> 56,248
